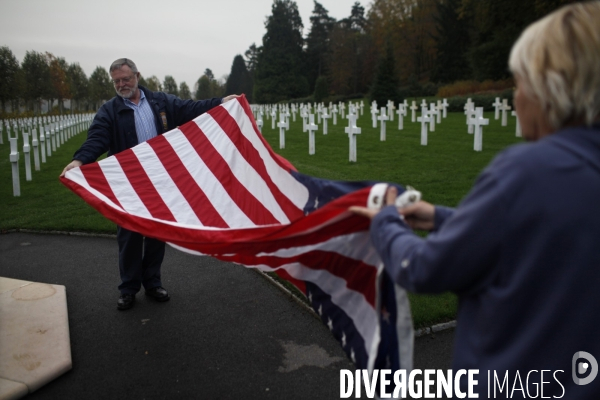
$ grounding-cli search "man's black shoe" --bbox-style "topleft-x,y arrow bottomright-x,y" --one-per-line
117,294 -> 135,310
145,286 -> 170,302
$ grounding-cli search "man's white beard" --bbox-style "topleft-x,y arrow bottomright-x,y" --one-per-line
116,82 -> 138,99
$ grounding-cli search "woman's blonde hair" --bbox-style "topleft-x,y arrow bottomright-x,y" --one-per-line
509,1 -> 600,130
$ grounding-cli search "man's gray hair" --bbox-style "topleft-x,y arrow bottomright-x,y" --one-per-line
110,58 -> 138,74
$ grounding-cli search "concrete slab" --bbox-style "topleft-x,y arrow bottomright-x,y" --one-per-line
0,378 -> 28,400
0,278 -> 31,295
0,278 -> 72,399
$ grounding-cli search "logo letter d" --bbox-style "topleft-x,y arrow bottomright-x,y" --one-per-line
572,351 -> 598,385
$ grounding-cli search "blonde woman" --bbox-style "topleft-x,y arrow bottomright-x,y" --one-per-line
351,2 -> 600,398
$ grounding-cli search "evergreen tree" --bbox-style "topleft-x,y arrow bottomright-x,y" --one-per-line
88,66 -> 112,110
68,62 -> 88,112
313,75 -> 329,102
211,76 -> 225,98
244,43 -> 261,76
21,51 -> 51,114
146,75 -> 162,92
347,1 -> 367,32
431,0 -> 471,83
459,0 -> 573,81
204,68 -> 214,82
327,2 -> 372,96
46,53 -> 71,113
138,74 -> 148,88
226,55 -> 253,102
179,81 -> 192,100
253,0 -> 309,103
305,1 -> 336,92
0,46 -> 20,113
163,75 -> 179,96
369,41 -> 400,107
195,75 -> 211,99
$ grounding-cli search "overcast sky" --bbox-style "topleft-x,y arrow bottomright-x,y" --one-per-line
0,0 -> 360,92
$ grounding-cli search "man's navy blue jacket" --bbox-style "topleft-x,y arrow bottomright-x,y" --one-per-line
73,86 -> 222,164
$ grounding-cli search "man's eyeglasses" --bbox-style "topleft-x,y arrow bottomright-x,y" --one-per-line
112,75 -> 135,86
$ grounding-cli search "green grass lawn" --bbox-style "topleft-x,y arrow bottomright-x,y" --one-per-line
0,103 -> 523,328
259,105 -> 522,328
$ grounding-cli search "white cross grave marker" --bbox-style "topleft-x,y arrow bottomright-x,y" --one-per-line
31,128 -> 40,171
301,107 -> 308,132
429,103 -> 438,132
512,110 -> 522,137
396,104 -> 406,130
306,114 -> 318,155
441,98 -> 449,118
22,129 -> 32,181
378,107 -> 389,141
322,108 -> 330,135
277,113 -> 288,149
469,107 -> 489,151
465,102 -> 476,134
39,126 -> 46,163
417,110 -> 431,146
500,99 -> 511,127
387,100 -> 395,121
371,102 -> 378,128
493,97 -> 502,120
9,131 -> 20,196
410,101 -> 418,122
332,105 -> 338,125
345,113 -> 361,162
256,111 -> 264,133
45,125 -> 52,157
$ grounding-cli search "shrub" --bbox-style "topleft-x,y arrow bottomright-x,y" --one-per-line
445,91 -> 514,112
437,78 -> 514,98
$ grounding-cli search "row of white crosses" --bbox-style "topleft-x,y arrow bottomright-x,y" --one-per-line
251,95 -> 519,158
465,97 -> 520,151
414,99 -> 452,146
3,114 -> 94,196
492,97 -> 512,127
493,97 -> 521,137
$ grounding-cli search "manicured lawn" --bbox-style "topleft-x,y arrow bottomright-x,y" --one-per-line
259,104 -> 522,328
0,102 -> 522,328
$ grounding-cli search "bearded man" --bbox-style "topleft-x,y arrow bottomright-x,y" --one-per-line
61,58 -> 238,310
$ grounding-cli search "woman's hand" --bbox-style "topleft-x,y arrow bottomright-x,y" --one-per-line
399,201 -> 435,231
349,186 -> 436,231
349,186 -> 399,220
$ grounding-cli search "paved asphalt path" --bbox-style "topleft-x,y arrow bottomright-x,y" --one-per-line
0,232 -> 454,400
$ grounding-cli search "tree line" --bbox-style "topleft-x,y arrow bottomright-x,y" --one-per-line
0,48 -> 228,116
1,0 -> 577,115
227,0 -> 577,106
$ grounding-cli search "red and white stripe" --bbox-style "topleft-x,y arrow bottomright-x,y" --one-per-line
61,95 -> 412,372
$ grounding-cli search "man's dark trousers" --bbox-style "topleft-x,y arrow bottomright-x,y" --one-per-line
117,226 -> 165,294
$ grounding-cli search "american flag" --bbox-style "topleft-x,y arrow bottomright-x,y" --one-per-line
60,95 -> 414,373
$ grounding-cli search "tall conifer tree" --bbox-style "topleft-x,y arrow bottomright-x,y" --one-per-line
305,1 -> 335,92
369,41 -> 400,107
226,55 -> 253,102
253,0 -> 308,103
